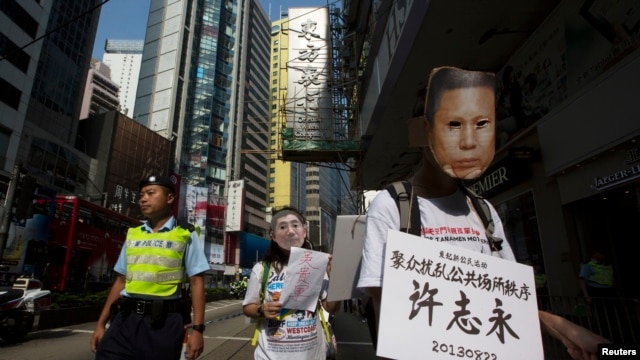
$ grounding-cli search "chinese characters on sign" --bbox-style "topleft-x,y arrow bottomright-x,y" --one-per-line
280,247 -> 328,312
225,180 -> 244,232
287,8 -> 332,141
389,250 -> 532,301
378,230 -> 542,360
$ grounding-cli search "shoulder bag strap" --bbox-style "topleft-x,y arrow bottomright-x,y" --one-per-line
386,181 -> 420,235
317,299 -> 332,345
251,262 -> 271,346
460,185 -> 503,252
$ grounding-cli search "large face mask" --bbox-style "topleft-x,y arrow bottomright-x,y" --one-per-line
426,86 -> 496,180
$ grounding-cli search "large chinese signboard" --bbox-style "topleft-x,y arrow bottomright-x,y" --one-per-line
286,7 -> 332,141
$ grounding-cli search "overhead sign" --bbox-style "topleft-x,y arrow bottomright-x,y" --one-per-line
590,146 -> 640,190
466,155 -> 531,198
287,7 -> 332,141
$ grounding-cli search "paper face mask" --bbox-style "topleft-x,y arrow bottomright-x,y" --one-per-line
422,67 -> 497,180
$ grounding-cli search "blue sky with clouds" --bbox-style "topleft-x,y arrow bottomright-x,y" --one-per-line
93,0 -> 332,59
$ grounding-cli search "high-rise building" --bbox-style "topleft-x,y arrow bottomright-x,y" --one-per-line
133,0 -> 271,274
80,58 -> 120,119
1,0 -> 102,196
1,1 -> 52,172
236,1 -> 272,237
102,39 -> 144,117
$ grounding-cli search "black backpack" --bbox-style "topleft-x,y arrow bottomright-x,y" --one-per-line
384,180 -> 503,252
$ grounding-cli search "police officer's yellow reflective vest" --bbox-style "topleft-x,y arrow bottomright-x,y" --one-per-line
124,226 -> 191,297
587,260 -> 613,287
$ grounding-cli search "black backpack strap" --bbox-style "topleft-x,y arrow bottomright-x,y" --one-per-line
460,185 -> 503,252
385,181 -> 421,236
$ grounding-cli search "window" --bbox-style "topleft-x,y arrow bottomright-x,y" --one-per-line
0,77 -> 21,109
0,34 -> 30,73
0,126 -> 9,169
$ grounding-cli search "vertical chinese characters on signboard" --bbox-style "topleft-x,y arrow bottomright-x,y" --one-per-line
287,8 -> 332,142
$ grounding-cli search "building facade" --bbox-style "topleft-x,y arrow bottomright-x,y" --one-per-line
1,0 -> 102,198
76,110 -> 172,218
80,58 -> 120,119
342,0 -> 640,306
236,0 -> 271,237
133,0 -> 271,277
0,0 -> 52,173
102,39 -> 144,117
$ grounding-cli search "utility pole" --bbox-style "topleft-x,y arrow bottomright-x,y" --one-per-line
0,164 -> 20,262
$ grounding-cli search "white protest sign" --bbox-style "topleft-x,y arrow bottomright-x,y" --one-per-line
327,215 -> 366,301
280,247 -> 329,312
378,230 -> 542,360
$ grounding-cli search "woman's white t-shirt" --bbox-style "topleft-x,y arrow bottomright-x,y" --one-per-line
244,262 -> 329,360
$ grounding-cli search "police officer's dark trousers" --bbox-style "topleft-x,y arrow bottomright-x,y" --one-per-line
95,301 -> 184,360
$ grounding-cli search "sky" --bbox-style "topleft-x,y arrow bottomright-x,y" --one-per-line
92,0 -> 332,60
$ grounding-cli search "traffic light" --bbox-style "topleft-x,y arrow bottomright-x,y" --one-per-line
15,175 -> 38,219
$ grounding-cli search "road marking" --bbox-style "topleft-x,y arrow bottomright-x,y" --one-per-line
204,312 -> 244,325
211,336 -> 251,341
205,300 -> 242,312
34,329 -> 373,346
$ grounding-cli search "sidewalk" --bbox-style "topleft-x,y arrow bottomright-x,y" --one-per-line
201,309 -> 375,359
200,318 -> 255,359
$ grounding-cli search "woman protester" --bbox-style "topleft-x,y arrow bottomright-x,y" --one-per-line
243,207 -> 340,359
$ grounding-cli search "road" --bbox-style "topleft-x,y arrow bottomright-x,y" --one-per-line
0,300 -> 376,359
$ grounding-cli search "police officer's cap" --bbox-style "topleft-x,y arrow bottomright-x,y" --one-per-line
139,175 -> 175,193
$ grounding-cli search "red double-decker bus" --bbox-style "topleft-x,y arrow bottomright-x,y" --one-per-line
43,196 -> 141,291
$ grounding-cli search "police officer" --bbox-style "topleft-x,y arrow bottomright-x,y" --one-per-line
90,175 -> 209,360
579,248 -> 615,304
